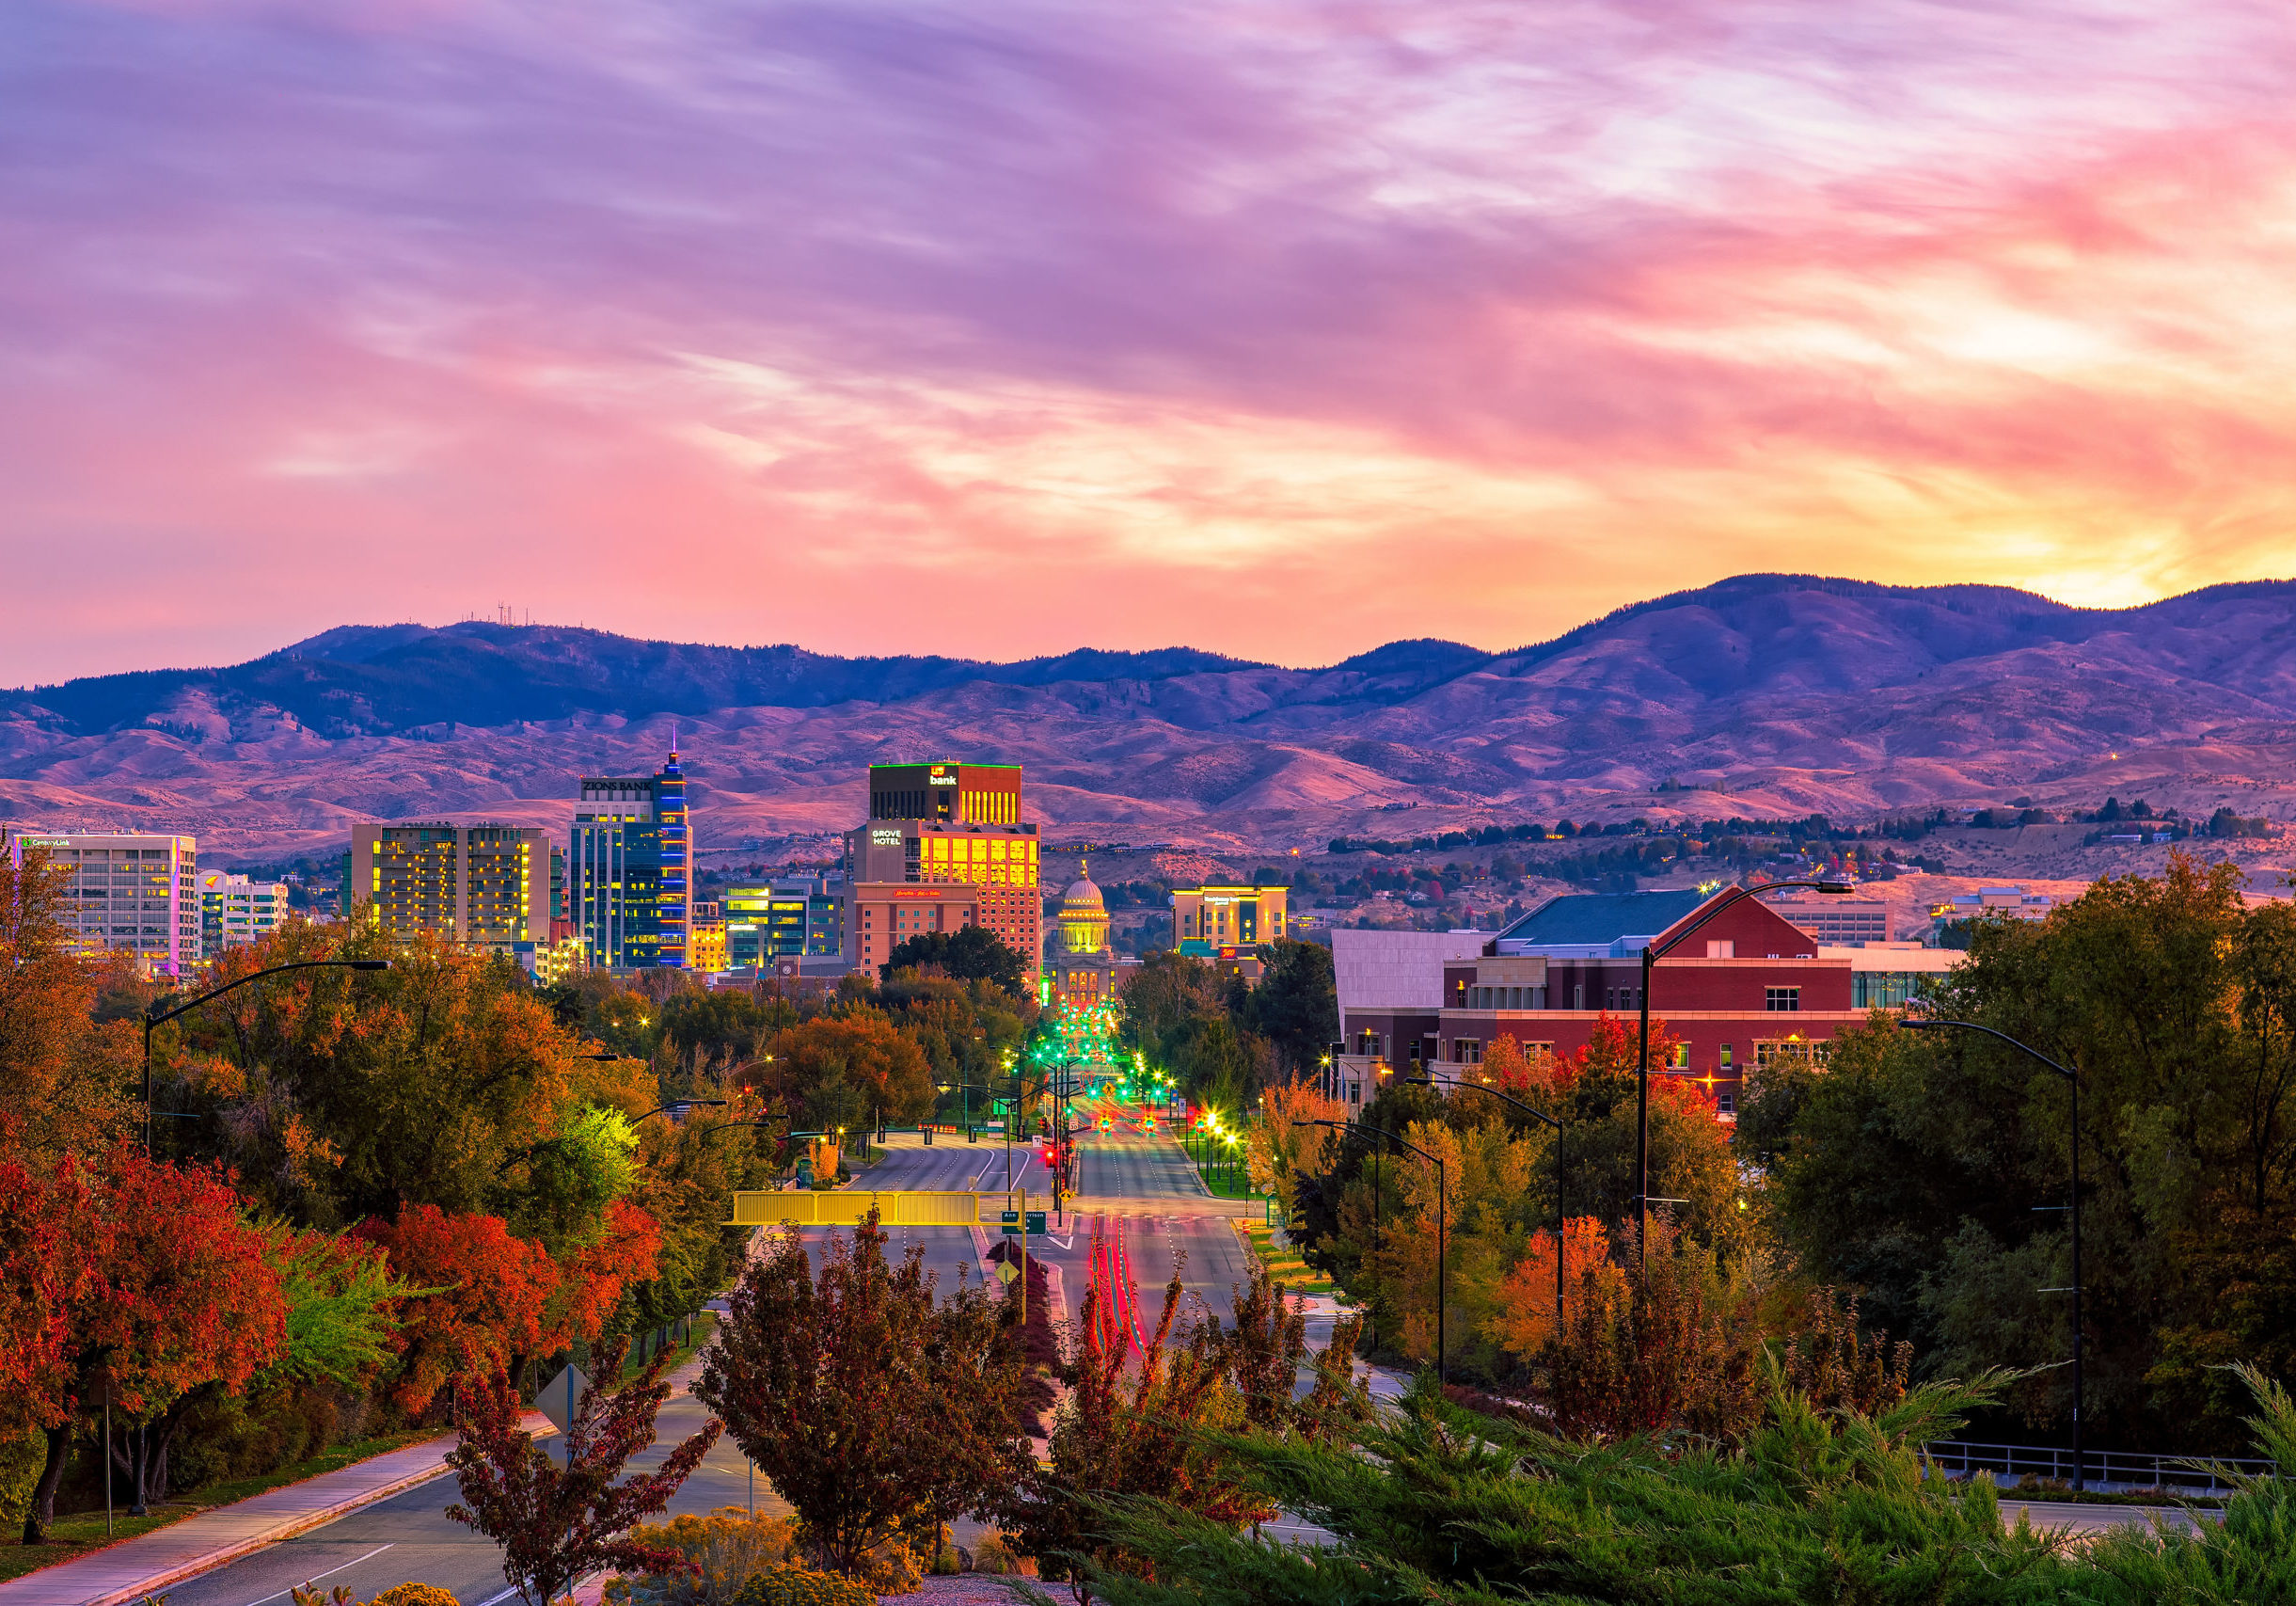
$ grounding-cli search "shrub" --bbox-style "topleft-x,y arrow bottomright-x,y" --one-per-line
726,1567 -> 877,1606
970,1530 -> 1030,1576
603,1509 -> 798,1606
368,1586 -> 460,1606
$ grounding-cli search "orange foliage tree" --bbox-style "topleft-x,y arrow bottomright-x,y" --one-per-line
5,1147 -> 287,1538
752,1013 -> 937,1126
1243,1075 -> 1347,1211
356,1206 -> 560,1417
1483,1216 -> 1623,1359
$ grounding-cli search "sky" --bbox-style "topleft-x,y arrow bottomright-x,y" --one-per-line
7,0 -> 2296,685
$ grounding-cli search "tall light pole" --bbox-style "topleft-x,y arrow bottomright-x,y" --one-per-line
142,959 -> 391,1153
1904,1016 -> 2087,1492
1298,1118 -> 1446,1385
1410,1074 -> 1566,1346
1636,879 -> 1852,1268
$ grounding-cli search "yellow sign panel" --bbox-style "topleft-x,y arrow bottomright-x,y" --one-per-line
725,1190 -> 986,1227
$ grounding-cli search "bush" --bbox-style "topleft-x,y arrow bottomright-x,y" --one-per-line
970,1530 -> 1031,1576
727,1567 -> 878,1606
604,1508 -> 798,1606
369,1586 -> 460,1606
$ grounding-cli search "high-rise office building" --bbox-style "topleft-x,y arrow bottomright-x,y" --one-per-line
725,876 -> 845,967
568,747 -> 691,969
7,832 -> 199,974
844,818 -> 1039,966
867,761 -> 1023,825
346,823 -> 553,945
198,869 -> 290,952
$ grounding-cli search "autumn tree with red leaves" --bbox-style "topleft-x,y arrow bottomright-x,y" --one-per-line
4,1147 -> 287,1539
355,1206 -> 560,1416
447,1336 -> 720,1606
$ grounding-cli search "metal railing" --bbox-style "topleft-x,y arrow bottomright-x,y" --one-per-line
1923,1439 -> 2276,1495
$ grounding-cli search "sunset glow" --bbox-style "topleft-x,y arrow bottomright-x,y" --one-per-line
7,0 -> 2296,680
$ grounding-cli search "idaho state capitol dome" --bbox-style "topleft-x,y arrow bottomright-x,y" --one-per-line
1057,860 -> 1110,958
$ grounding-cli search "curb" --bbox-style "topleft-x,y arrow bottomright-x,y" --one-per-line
11,1410 -> 561,1606
75,1449 -> 460,1606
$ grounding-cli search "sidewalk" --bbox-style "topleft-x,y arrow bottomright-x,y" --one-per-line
0,1423 -> 511,1606
0,1344 -> 718,1606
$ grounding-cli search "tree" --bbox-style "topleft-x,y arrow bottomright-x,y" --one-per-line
1747,853 -> 2296,1447
446,1337 -> 721,1606
1243,1077 -> 1345,1212
8,1147 -> 288,1536
754,1015 -> 936,1128
1243,941 -> 1338,1076
354,1206 -> 559,1417
697,1216 -> 1028,1577
0,846 -> 137,1156
880,927 -> 1028,996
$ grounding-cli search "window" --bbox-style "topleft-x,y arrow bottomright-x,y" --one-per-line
1705,939 -> 1734,958
1766,987 -> 1801,1011
1454,1039 -> 1482,1064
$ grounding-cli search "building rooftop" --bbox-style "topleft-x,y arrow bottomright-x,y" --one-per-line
1332,928 -> 1495,1013
1495,889 -> 1709,956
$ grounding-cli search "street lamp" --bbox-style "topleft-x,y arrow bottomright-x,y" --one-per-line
1904,1016 -> 2087,1491
142,959 -> 391,1153
1297,1118 -> 1447,1385
1636,879 -> 1852,1267
1410,1074 -> 1566,1346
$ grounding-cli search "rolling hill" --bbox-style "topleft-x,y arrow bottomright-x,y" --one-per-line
6,573 -> 2295,862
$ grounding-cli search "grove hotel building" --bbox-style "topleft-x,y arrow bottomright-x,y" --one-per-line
7,832 -> 199,975
845,758 -> 1041,969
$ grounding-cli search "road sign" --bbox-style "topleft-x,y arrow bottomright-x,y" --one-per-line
1000,1210 -> 1048,1235
538,1363 -> 590,1437
994,1260 -> 1020,1284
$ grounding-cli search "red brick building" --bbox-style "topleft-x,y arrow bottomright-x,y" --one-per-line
847,883 -> 980,972
1334,889 -> 1874,1117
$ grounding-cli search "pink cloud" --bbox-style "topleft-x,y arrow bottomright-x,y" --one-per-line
5,0 -> 2296,683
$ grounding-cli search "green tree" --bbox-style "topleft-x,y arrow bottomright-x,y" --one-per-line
1243,940 -> 1337,1076
697,1217 -> 1029,1578
879,928 -> 1028,995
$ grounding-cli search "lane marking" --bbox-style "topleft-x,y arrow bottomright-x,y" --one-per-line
239,1544 -> 395,1606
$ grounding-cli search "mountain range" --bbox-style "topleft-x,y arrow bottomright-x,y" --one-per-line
7,573 -> 2296,864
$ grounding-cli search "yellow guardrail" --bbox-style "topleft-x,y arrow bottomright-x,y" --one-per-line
726,1189 -> 987,1226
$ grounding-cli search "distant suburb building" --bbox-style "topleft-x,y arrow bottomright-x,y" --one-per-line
347,822 -> 553,947
198,869 -> 290,952
8,832 -> 199,976
1172,883 -> 1290,954
568,747 -> 692,969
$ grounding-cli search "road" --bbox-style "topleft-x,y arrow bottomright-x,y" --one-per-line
143,1114 -> 2198,1603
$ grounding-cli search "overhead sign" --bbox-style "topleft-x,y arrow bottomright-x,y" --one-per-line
1000,1210 -> 1047,1235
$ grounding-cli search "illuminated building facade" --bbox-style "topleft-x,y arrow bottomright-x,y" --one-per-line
844,817 -> 1039,967
347,822 -> 552,946
868,761 -> 1023,824
689,900 -> 728,972
725,876 -> 845,967
1172,883 -> 1290,954
7,832 -> 199,974
568,748 -> 691,968
198,869 -> 290,952
1049,861 -> 1136,1010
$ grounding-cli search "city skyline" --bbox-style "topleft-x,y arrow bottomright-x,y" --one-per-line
8,1 -> 2296,683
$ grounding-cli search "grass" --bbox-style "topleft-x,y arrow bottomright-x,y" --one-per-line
0,1427 -> 436,1584
624,1311 -> 719,1376
1239,1218 -> 1337,1296
1186,1152 -> 1259,1201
